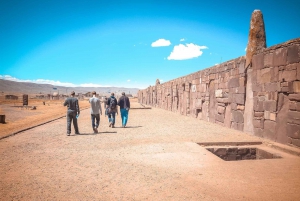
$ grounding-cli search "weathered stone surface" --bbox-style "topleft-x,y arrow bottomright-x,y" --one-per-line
246,10 -> 266,68
254,128 -> 264,137
270,66 -> 279,82
264,100 -> 277,112
252,53 -> 264,71
231,122 -> 244,131
231,103 -> 237,110
270,113 -> 276,121
287,44 -> 300,64
228,77 -> 240,88
231,110 -> 244,123
259,68 -> 271,84
254,112 -> 264,118
297,64 -> 300,80
293,81 -> 300,93
254,97 -> 264,112
216,98 -> 229,103
288,94 -> 300,101
232,94 -> 245,105
215,89 -> 223,98
224,104 -> 232,128
287,124 -> 300,139
264,111 -> 270,120
252,83 -> 262,92
291,138 -> 300,147
215,114 -> 225,123
263,120 -> 276,141
287,111 -> 300,125
264,53 -> 273,67
217,106 -> 225,114
273,48 -> 287,67
267,92 -> 278,101
265,83 -> 279,92
253,119 -> 264,128
279,69 -> 297,82
237,105 -> 245,110
275,94 -> 291,144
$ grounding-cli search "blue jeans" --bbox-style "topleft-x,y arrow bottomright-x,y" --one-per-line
91,114 -> 100,128
120,108 -> 129,126
108,112 -> 116,125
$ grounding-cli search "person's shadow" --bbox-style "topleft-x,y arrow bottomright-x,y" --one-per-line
75,131 -> 117,136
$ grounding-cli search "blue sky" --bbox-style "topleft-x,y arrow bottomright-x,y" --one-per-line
1,0 -> 299,89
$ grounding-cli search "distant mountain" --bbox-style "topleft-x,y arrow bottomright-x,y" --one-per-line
0,79 -> 140,96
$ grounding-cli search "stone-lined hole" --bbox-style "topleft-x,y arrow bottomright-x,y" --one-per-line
206,147 -> 281,161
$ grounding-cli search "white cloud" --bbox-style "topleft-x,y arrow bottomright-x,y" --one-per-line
0,75 -> 109,87
167,43 -> 208,60
245,47 -> 247,51
180,38 -> 185,42
127,79 -> 131,82
151,39 -> 171,47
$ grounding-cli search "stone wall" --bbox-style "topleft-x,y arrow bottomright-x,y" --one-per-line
138,38 -> 300,148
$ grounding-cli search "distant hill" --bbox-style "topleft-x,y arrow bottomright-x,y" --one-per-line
0,79 -> 140,96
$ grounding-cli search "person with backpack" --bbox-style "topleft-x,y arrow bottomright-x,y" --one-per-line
89,91 -> 102,133
117,92 -> 130,128
106,93 -> 118,128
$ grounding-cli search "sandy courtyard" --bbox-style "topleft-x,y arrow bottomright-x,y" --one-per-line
1,99 -> 300,200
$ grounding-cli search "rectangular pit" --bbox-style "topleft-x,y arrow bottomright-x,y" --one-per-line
206,147 -> 281,161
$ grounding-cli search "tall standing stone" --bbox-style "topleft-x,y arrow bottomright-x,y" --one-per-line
244,10 -> 266,134
245,10 -> 266,68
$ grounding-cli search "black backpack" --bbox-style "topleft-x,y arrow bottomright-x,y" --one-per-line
109,97 -> 117,109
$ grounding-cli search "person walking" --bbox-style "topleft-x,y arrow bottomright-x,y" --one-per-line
117,92 -> 130,128
89,91 -> 102,133
107,93 -> 118,128
63,91 -> 80,136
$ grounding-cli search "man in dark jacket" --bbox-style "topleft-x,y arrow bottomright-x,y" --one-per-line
117,92 -> 130,128
107,93 -> 118,128
63,91 -> 80,135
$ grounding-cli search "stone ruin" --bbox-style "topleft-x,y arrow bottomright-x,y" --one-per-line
138,10 -> 300,148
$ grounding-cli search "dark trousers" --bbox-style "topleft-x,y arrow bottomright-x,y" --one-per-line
67,110 -> 79,133
91,114 -> 100,128
108,112 -> 116,125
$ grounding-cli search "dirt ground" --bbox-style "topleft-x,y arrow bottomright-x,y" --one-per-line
1,98 -> 300,200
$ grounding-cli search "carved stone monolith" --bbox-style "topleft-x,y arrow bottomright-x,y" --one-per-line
245,10 -> 266,68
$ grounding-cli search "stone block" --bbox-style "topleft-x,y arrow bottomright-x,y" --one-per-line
264,53 -> 273,67
265,83 -> 279,92
238,60 -> 245,74
216,98 -> 229,103
195,99 -> 202,109
215,114 -> 225,123
280,69 -> 297,82
287,111 -> 300,125
237,105 -> 245,110
228,77 -> 240,88
215,89 -> 223,98
252,84 -> 262,92
270,112 -> 276,121
273,47 -> 287,66
253,119 -> 264,128
263,120 -> 276,141
254,97 -> 264,112
287,44 -> 300,64
291,139 -> 300,148
239,77 -> 245,87
252,53 -> 264,70
289,101 -> 297,111
217,106 -> 225,114
281,82 -> 289,87
287,123 -> 300,139
264,100 -> 277,112
231,110 -> 244,123
259,68 -> 271,84
214,148 -> 227,156
293,81 -> 300,93
264,111 -> 270,120
297,64 -> 300,80
270,66 -> 279,82
231,103 -> 237,110
286,63 -> 298,70
254,112 -> 264,118
288,94 -> 300,101
254,128 -> 264,137
233,93 -> 245,105
267,92 -> 278,101
280,87 -> 289,92
192,79 -> 200,85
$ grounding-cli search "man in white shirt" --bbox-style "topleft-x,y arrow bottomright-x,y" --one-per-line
89,91 -> 102,133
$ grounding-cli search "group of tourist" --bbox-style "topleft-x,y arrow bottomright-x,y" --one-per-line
63,91 -> 130,136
